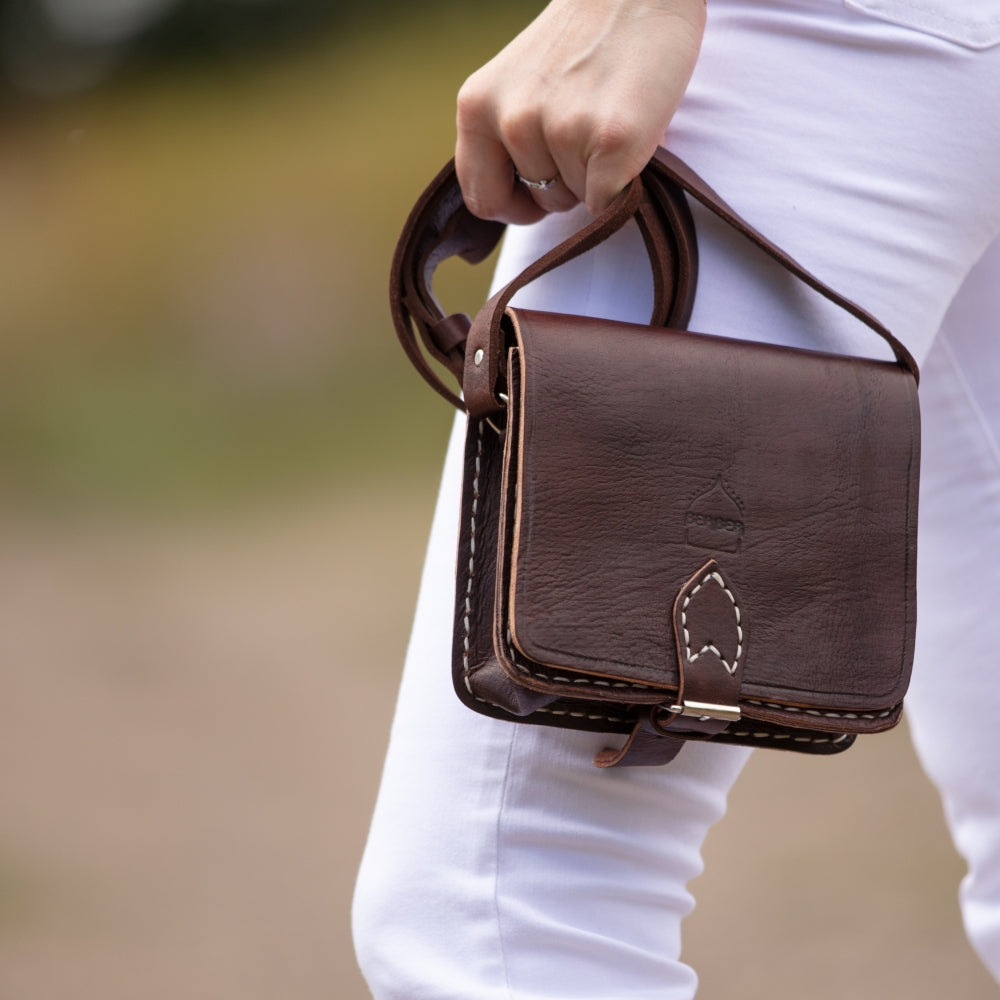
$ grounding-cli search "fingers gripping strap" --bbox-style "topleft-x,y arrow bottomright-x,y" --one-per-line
462,178 -> 699,417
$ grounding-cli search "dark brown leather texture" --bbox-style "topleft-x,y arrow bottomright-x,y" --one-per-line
392,148 -> 921,767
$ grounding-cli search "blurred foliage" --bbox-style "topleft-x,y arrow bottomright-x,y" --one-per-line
0,0 -> 533,100
0,2 -> 538,511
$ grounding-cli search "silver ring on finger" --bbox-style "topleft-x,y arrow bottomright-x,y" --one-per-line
515,171 -> 560,191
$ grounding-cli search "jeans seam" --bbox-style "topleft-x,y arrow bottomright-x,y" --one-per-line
492,723 -> 518,1000
939,333 -> 1000,477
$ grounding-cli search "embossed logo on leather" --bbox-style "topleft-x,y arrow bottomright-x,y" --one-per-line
685,476 -> 744,553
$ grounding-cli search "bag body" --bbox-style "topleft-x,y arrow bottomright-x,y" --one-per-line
392,149 -> 920,766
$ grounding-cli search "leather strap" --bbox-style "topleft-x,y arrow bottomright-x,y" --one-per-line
390,157 -> 696,411
390,158 -> 506,410
390,147 -> 919,415
594,712 -> 686,769
651,148 -> 917,378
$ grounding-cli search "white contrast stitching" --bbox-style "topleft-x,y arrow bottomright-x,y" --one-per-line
503,629 -> 651,692
511,659 -> 651,691
728,730 -> 849,746
534,706 -> 629,724
681,569 -> 744,676
462,422 -> 486,696
743,698 -> 896,721
529,709 -> 844,745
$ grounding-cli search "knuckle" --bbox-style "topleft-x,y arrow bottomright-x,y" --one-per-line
589,118 -> 633,159
455,80 -> 489,130
544,112 -> 588,151
497,111 -> 536,154
462,191 -> 488,218
463,189 -> 503,221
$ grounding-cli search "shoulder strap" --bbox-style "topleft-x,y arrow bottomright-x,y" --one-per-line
391,148 -> 918,416
649,148 -> 918,378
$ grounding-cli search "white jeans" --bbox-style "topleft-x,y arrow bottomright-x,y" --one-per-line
354,1 -> 1000,996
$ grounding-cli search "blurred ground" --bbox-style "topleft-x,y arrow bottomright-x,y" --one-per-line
1,482 -> 997,1000
0,5 -> 996,999
0,485 -> 440,1000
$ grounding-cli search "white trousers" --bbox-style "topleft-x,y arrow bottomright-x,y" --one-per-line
354,2 -> 1000,996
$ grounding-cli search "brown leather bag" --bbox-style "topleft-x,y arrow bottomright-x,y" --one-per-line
391,148 -> 920,767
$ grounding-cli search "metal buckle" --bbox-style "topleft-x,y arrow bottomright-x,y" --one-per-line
667,699 -> 742,724
485,393 -> 510,436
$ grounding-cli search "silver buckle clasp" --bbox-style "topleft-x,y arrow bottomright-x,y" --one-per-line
667,699 -> 742,724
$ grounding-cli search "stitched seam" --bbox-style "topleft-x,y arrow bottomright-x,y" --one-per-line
681,569 -> 744,675
491,717 -> 517,999
726,730 -> 852,745
533,705 -> 629,724
461,421 -> 485,696
743,699 -> 896,721
505,628 -> 652,693
535,705 -> 845,746
858,3 -> 1000,30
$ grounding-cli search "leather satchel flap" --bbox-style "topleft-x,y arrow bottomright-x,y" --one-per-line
505,308 -> 920,713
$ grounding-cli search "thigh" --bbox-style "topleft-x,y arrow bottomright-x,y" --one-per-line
352,417 -> 752,1000
906,235 -> 1000,981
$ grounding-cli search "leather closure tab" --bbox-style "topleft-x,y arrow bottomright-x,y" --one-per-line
667,560 -> 745,728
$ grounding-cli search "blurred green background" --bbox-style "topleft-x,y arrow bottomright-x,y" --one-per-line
0,6 -> 539,999
0,0 -> 535,512
1,4 -> 996,999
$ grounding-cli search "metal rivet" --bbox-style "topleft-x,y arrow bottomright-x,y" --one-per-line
473,349 -> 484,367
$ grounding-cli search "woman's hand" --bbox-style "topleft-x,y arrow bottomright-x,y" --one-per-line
455,0 -> 707,224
